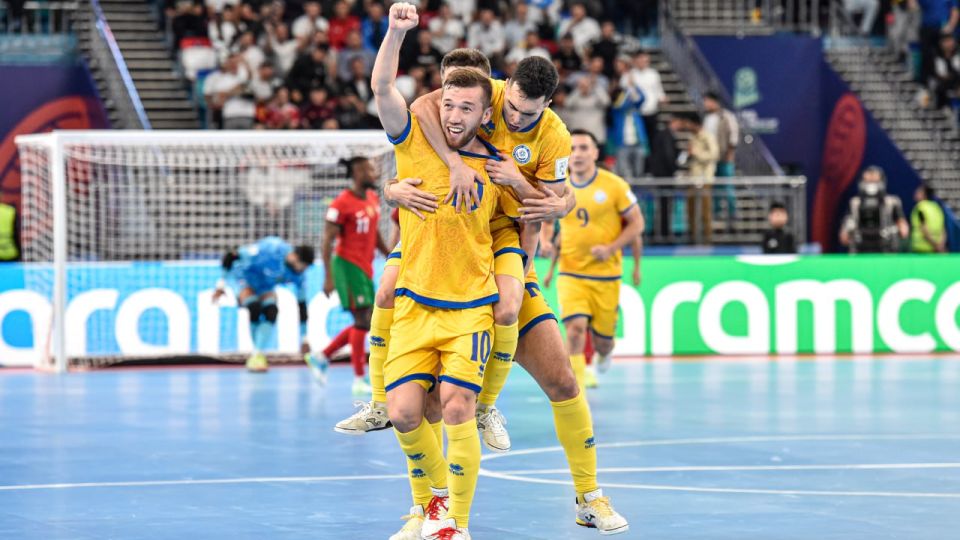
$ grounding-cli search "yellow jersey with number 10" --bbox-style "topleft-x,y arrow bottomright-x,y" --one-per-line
558,167 -> 637,279
390,112 -> 522,308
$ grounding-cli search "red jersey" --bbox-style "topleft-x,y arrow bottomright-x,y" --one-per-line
326,189 -> 380,277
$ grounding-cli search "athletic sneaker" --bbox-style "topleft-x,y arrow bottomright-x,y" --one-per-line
584,365 -> 599,389
333,400 -> 391,434
388,505 -> 424,540
424,518 -> 470,540
420,489 -> 449,539
351,377 -> 372,396
245,353 -> 268,372
594,352 -> 613,374
575,489 -> 629,535
303,353 -> 329,385
475,405 -> 510,453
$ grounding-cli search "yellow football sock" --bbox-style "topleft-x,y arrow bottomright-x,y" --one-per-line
477,323 -> 518,407
429,419 -> 443,453
570,353 -> 586,392
444,419 -> 481,528
550,391 -> 599,497
369,306 -> 393,404
395,419 -> 447,506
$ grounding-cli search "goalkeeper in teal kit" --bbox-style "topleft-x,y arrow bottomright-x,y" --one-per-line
212,236 -> 316,372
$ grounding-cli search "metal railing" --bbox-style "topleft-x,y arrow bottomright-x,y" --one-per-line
86,0 -> 151,129
0,1 -> 77,34
660,0 -> 861,38
659,6 -> 784,176
628,175 -> 807,246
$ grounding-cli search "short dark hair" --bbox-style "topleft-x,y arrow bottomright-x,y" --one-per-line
919,183 -> 936,199
570,129 -> 599,148
443,68 -> 493,107
703,91 -> 721,102
684,111 -> 703,125
512,56 -> 559,100
340,156 -> 368,178
294,245 -> 315,266
441,48 -> 491,76
769,201 -> 787,213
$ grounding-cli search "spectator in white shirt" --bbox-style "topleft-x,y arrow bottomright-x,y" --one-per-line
204,54 -> 256,129
505,31 -> 552,64
447,0 -> 477,25
504,2 -> 538,51
265,21 -> 302,76
565,74 -> 610,146
292,1 -> 329,40
468,8 -> 507,64
557,2 -> 601,56
208,5 -> 239,62
233,30 -> 265,73
629,51 -> 668,143
428,3 -> 465,53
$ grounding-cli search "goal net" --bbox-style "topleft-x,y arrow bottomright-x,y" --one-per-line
15,130 -> 396,371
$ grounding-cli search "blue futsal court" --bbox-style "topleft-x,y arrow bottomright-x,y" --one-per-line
2,357 -> 959,539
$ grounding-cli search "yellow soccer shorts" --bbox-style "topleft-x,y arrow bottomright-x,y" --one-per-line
557,274 -> 621,339
384,296 -> 494,394
491,224 -> 524,284
517,278 -> 558,339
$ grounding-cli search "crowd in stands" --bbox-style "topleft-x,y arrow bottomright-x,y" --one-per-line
164,0 -> 663,158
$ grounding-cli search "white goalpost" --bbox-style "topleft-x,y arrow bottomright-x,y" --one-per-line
15,130 -> 396,372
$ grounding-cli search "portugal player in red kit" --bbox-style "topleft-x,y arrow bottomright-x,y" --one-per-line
313,156 -> 391,395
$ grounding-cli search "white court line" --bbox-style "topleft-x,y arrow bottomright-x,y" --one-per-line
477,469 -> 960,499
493,463 -> 960,474
0,474 -> 406,492
480,434 -> 960,462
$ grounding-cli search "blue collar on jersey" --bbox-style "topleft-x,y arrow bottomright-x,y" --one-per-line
502,106 -> 543,133
571,168 -> 598,189
457,137 -> 502,160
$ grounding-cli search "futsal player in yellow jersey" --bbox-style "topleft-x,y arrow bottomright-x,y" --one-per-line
406,53 -> 630,535
373,5 -> 523,539
557,130 -> 643,388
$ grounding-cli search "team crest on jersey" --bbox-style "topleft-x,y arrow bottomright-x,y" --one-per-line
594,190 -> 607,203
512,144 -> 532,165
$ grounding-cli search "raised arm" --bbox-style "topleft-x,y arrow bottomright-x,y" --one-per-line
372,3 -> 419,137
411,89 -> 483,212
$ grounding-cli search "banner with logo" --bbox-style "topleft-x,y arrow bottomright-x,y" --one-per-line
693,36 -> 923,251
0,63 -> 109,213
2,255 -> 959,367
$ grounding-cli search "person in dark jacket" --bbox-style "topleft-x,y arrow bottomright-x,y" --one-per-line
648,114 -> 680,238
762,202 -> 796,254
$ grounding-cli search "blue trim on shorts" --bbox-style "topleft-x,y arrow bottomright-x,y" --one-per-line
438,375 -> 482,393
385,373 -> 437,393
387,251 -> 402,260
395,288 -> 499,309
558,272 -> 622,281
561,313 -> 591,324
387,111 -> 412,144
519,313 -> 558,338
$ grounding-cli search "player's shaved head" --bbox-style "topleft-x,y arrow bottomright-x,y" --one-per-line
440,48 -> 491,80
440,69 -> 493,149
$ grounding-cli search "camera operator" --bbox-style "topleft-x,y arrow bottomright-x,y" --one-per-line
839,166 -> 909,253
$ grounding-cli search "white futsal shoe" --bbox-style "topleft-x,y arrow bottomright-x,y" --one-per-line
419,489 -> 449,539
576,489 -> 629,535
333,400 -> 391,434
423,518 -> 470,539
389,505 -> 424,540
475,405 -> 510,453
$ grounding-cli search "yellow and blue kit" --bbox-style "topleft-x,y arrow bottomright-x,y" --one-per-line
557,168 -> 637,338
384,112 -> 522,394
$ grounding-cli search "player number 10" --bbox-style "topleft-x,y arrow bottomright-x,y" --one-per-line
470,331 -> 491,363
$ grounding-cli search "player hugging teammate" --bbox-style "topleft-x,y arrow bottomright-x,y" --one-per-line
332,3 -> 631,538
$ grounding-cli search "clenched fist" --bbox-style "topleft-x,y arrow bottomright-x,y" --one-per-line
389,2 -> 419,31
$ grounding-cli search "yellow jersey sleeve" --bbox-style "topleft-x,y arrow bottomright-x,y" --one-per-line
533,116 -> 571,184
613,175 -> 638,215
